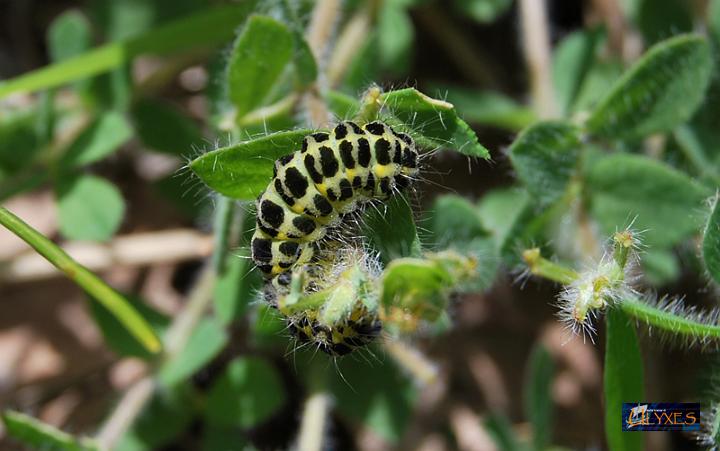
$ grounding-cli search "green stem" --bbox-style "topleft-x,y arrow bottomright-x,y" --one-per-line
522,248 -> 579,284
0,206 -> 161,353
280,289 -> 330,315
621,298 -> 720,340
212,196 -> 236,274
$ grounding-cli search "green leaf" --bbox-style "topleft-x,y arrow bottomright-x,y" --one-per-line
673,125 -> 720,182
439,86 -> 535,131
153,170 -> 212,220
712,0 -> 720,44
524,344 -> 554,451
214,248 -> 260,325
116,387 -> 194,451
586,34 -> 713,140
331,352 -> 416,443
251,303 -> 288,349
461,237 -> 500,291
552,29 -> 601,115
381,88 -> 490,158
326,90 -> 361,120
451,0 -> 512,23
585,153 -> 710,247
2,410 -> 98,451
604,307 -> 644,451
381,258 -> 454,322
89,295 -> 168,359
88,65 -> 132,112
634,0 -> 692,45
429,194 -> 487,247
90,0 -> 155,41
703,197 -> 720,285
573,59 -> 623,113
201,425 -> 250,451
131,99 -> 203,155
228,15 -> 295,117
48,10 -> 92,63
90,0 -> 206,41
189,129 -> 312,200
641,248 -> 680,286
205,357 -> 286,428
342,33 -> 380,93
363,194 -> 421,264
378,0 -> 414,73
0,110 -> 41,176
61,112 -> 133,168
508,121 -> 580,207
36,90 -> 56,147
57,174 -> 126,241
292,32 -> 318,88
159,318 -> 228,387
0,4 -> 257,98
476,187 -> 530,252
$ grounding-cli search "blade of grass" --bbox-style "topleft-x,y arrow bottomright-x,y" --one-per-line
604,307 -> 644,451
0,205 -> 161,353
0,4 -> 256,99
2,410 -> 98,451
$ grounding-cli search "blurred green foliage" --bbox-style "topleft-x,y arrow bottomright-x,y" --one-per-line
1,0 -> 720,450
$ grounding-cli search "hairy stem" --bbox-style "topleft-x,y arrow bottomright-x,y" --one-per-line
522,248 -> 579,285
525,249 -> 720,341
0,205 -> 161,353
621,299 -> 720,340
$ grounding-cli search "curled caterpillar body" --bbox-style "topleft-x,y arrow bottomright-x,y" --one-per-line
250,121 -> 418,355
289,304 -> 382,356
251,121 -> 418,280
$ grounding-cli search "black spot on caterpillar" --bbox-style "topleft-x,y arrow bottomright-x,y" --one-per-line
250,121 -> 419,355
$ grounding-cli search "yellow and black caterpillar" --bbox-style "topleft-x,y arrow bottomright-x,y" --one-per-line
250,120 -> 419,355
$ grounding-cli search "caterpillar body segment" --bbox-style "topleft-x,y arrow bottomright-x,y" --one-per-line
251,121 -> 419,280
249,120 -> 419,356
280,248 -> 384,356
289,304 -> 382,356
